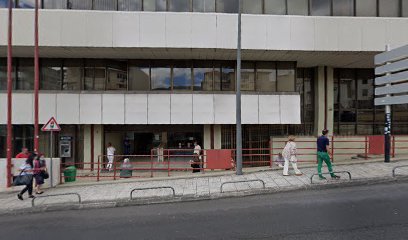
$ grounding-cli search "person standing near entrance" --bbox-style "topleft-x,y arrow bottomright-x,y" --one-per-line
106,142 -> 116,171
191,141 -> 202,173
16,147 -> 30,159
317,129 -> 340,180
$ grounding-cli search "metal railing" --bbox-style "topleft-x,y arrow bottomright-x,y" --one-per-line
310,171 -> 352,184
31,193 -> 81,207
130,186 -> 176,200
220,179 -> 266,193
392,165 -> 408,177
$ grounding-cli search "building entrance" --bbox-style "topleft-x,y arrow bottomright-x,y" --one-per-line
104,125 -> 203,156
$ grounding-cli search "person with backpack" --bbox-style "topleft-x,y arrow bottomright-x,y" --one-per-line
317,129 -> 340,180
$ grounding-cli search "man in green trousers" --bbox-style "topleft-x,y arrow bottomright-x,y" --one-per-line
317,129 -> 340,180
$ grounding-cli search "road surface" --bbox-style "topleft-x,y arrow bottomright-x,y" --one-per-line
1,181 -> 408,239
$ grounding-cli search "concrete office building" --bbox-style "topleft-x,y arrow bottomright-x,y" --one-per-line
0,0 -> 408,166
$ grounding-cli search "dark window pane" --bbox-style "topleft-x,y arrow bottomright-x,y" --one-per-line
18,0 -> 36,8
277,62 -> 295,92
169,0 -> 191,12
172,61 -> 192,90
221,64 -> 235,91
0,59 -> 16,90
68,0 -> 92,9
84,60 -> 105,91
119,0 -> 142,11
256,62 -> 276,92
243,0 -> 262,14
144,0 -> 167,11
310,0 -> 331,16
193,61 -> 213,91
93,0 -> 117,10
193,0 -> 215,12
241,62 -> 255,91
106,60 -> 127,90
0,0 -> 7,8
62,59 -> 82,90
356,0 -> 377,16
128,61 -> 150,91
265,0 -> 286,15
17,59 -> 34,90
216,0 -> 238,13
379,0 -> 399,17
357,124 -> 373,135
356,69 -> 374,109
43,0 -> 66,9
151,62 -> 171,90
41,59 -> 62,90
333,0 -> 354,16
287,0 -> 309,15
404,0 -> 408,17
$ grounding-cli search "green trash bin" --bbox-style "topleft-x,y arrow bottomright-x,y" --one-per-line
64,166 -> 77,182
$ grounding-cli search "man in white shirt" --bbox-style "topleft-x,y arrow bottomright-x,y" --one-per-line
106,142 -> 116,171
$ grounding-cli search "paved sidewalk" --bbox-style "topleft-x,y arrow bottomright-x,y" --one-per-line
1,159 -> 408,215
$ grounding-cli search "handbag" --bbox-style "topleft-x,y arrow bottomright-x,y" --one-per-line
12,173 -> 33,186
41,171 -> 50,180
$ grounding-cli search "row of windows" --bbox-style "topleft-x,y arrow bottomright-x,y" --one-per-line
333,68 -> 408,135
1,0 -> 407,17
0,59 -> 296,92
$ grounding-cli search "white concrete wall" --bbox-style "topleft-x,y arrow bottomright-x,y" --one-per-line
0,10 -> 407,51
0,158 -> 60,191
0,93 -> 300,125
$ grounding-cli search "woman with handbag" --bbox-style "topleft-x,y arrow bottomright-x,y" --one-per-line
17,153 -> 36,200
33,154 -> 47,195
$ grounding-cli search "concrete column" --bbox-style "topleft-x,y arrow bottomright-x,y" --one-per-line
315,66 -> 334,135
94,125 -> 104,167
203,125 -> 211,149
83,125 -> 91,167
214,125 -> 222,149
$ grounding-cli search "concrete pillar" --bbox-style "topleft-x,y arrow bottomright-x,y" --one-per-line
94,125 -> 104,167
203,125 -> 211,149
315,66 -> 334,135
214,125 -> 222,149
83,125 -> 91,167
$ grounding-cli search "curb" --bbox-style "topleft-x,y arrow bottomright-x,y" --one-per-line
2,175 -> 408,217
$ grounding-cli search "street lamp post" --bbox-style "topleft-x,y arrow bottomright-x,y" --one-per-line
34,0 -> 40,152
6,0 -> 13,187
236,0 -> 243,175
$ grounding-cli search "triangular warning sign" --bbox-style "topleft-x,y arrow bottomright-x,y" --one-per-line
41,117 -> 61,132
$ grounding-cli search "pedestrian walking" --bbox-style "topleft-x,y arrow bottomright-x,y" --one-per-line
106,142 -> 116,171
33,154 -> 47,195
317,129 -> 340,180
120,158 -> 133,178
15,147 -> 30,159
282,136 -> 302,176
16,153 -> 36,200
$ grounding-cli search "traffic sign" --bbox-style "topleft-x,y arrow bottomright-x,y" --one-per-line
41,117 -> 61,132
375,44 -> 408,106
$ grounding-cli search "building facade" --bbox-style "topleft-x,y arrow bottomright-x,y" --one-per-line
0,0 -> 408,165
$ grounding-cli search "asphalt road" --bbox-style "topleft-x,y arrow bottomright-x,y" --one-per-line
2,182 -> 408,240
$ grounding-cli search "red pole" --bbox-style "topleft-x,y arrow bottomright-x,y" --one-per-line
34,0 -> 40,152
6,0 -> 14,188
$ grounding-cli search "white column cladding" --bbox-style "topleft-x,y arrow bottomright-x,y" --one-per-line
0,93 -> 301,125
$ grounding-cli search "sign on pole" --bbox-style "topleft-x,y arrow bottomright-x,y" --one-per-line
41,117 -> 61,132
41,117 -> 61,188
374,44 -> 408,163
